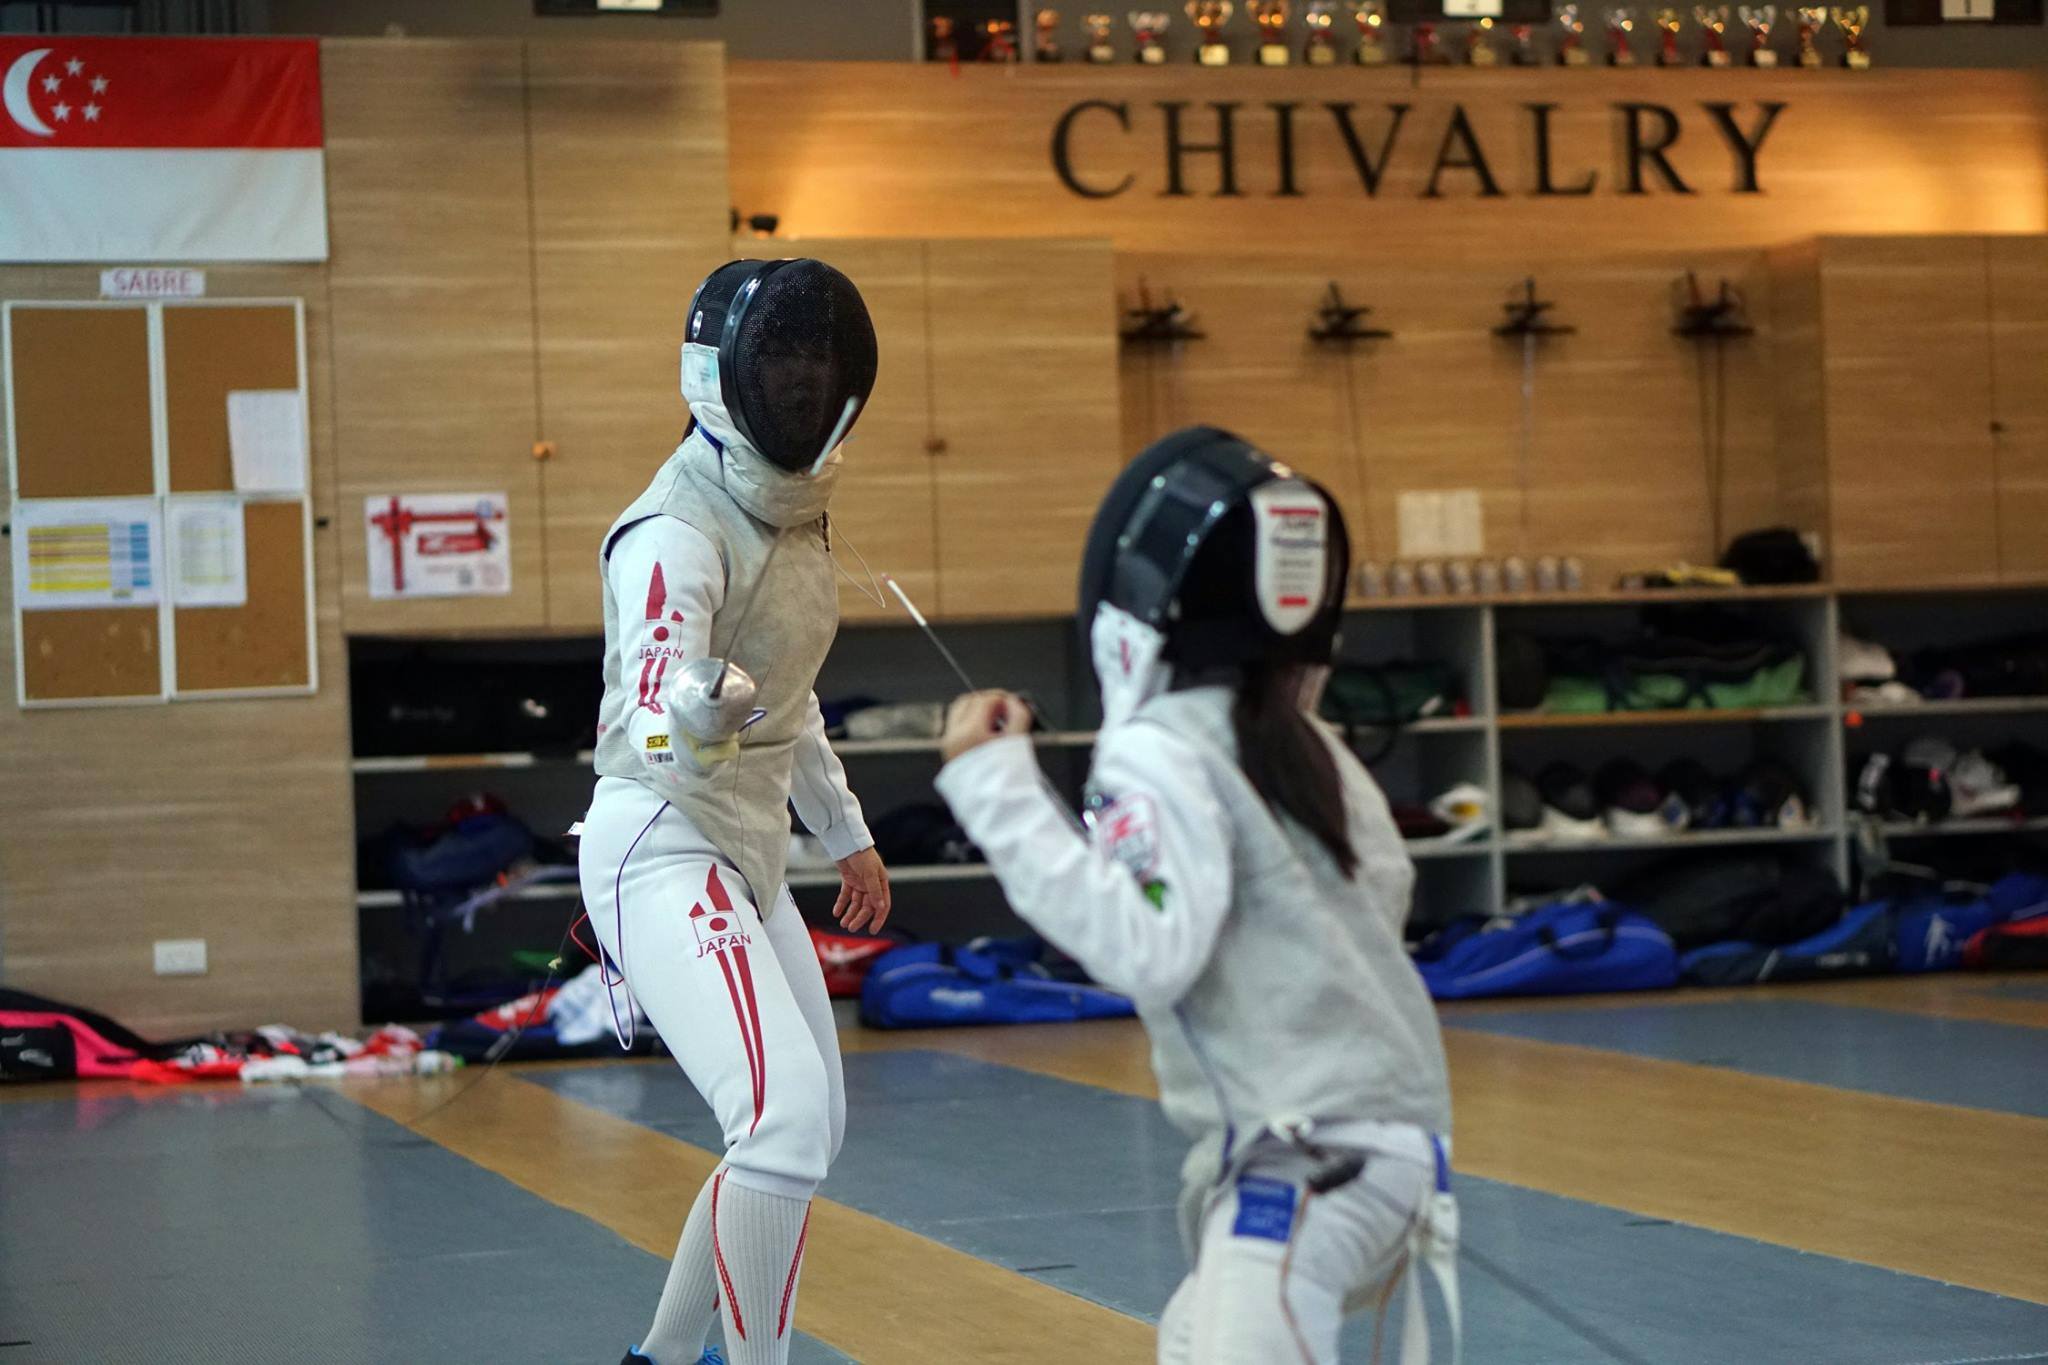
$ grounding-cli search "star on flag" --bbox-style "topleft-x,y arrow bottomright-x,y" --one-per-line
52,102 -> 70,122
63,57 -> 83,75
90,75 -> 108,93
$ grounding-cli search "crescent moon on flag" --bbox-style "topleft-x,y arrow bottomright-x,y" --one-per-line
3,49 -> 56,138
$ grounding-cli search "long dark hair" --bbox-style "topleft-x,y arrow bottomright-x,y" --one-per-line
1231,660 -> 1359,878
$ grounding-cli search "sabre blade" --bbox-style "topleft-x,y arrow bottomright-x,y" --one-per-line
884,575 -> 980,693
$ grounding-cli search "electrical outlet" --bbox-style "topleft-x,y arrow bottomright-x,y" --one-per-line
153,939 -> 208,976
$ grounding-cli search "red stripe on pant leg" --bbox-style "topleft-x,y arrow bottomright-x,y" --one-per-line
715,947 -> 763,1134
710,1171 -> 746,1342
778,1206 -> 812,1338
732,944 -> 767,1135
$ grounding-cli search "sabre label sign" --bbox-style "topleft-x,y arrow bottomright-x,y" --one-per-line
1051,98 -> 1785,199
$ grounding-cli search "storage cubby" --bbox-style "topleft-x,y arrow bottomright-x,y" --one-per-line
344,585 -> 2048,1010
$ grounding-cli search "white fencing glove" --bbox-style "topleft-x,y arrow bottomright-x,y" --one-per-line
664,657 -> 765,772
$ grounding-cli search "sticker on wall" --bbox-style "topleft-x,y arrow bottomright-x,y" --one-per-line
10,497 -> 163,610
365,492 -> 511,600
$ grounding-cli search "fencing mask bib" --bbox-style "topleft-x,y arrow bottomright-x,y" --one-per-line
1078,425 -> 1350,727
682,258 -> 879,473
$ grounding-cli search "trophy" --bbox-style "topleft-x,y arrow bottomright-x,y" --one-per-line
1654,8 -> 1683,64
1130,9 -> 1172,62
1556,4 -> 1590,64
1794,5 -> 1825,67
1831,4 -> 1869,67
1252,0 -> 1292,64
928,14 -> 959,62
1035,7 -> 1064,61
1187,0 -> 1235,64
1349,0 -> 1389,63
1739,4 -> 1777,65
1304,1 -> 1341,63
1509,22 -> 1539,63
1607,7 -> 1637,65
981,18 -> 1021,60
1084,12 -> 1118,60
1695,5 -> 1732,65
1467,16 -> 1500,64
1411,19 -> 1442,63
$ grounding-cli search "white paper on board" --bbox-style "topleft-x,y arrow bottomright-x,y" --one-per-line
166,496 -> 248,608
10,497 -> 164,611
1441,489 -> 1485,557
1396,491 -> 1446,559
227,390 -> 308,494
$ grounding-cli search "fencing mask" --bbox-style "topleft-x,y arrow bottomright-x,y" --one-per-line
1079,425 -> 1349,728
682,259 -> 879,473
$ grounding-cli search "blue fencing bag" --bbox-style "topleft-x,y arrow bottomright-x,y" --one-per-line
1412,901 -> 1678,1001
859,938 -> 1137,1029
1894,872 -> 2048,973
1680,900 -> 1893,985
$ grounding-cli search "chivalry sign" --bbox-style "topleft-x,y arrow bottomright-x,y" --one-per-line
1051,98 -> 1787,199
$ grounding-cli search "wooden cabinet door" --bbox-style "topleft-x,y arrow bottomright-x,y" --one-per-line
323,41 -> 546,633
1988,235 -> 2048,581
528,42 -> 731,630
1820,237 -> 2000,588
925,239 -> 1119,618
786,239 -> 939,624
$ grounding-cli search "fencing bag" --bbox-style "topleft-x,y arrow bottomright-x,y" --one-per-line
1411,901 -> 1679,1001
859,939 -> 1137,1028
1679,901 -> 1895,986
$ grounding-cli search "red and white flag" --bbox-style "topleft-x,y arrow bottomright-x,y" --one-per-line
0,38 -> 326,263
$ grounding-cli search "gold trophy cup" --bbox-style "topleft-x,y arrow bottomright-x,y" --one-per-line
1252,0 -> 1293,64
1304,1 -> 1341,62
1468,16 -> 1500,64
1655,8 -> 1683,63
1607,7 -> 1637,65
1349,0 -> 1389,63
1556,4 -> 1591,64
1188,0 -> 1236,64
1130,8 -> 1173,62
1794,5 -> 1825,67
1084,11 -> 1118,61
1740,4 -> 1777,66
1831,4 -> 1869,67
1695,5 -> 1732,65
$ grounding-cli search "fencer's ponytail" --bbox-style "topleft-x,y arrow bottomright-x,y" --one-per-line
1231,662 -> 1359,879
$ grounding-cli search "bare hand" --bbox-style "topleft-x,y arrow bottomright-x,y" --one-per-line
941,690 -> 1031,762
833,845 -> 892,933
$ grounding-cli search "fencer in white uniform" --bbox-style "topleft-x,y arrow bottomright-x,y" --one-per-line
934,426 -> 1460,1365
581,259 -> 889,1365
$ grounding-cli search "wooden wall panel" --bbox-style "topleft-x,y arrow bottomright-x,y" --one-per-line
527,41 -> 732,631
728,64 -> 2048,263
926,238 -> 1120,618
776,238 -> 940,623
323,40 -> 546,634
0,266 -> 355,1036
1769,241 -> 1829,564
1820,236 -> 2000,588
1989,235 -> 2048,581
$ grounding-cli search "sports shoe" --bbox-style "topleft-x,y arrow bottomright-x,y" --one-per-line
1429,783 -> 1490,840
1948,749 -> 2022,819
1838,632 -> 1897,684
1658,758 -> 1729,830
1534,762 -> 1606,841
619,1350 -> 653,1365
1597,759 -> 1686,838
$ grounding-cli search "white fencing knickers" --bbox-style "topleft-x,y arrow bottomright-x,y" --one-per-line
577,776 -> 847,1198
1157,1122 -> 1460,1365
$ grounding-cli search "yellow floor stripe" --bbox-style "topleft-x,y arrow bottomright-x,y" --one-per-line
344,1070 -> 1157,1364
855,1015 -> 2048,1304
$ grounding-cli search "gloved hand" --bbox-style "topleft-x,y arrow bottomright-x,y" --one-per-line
664,657 -> 764,772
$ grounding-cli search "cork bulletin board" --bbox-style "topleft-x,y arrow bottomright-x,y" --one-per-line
5,299 -> 316,708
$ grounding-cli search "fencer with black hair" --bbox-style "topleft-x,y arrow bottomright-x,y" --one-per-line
579,258 -> 888,1365
934,426 -> 1460,1365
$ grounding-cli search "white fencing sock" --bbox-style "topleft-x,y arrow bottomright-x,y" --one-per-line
710,1169 -> 815,1365
638,1172 -> 720,1365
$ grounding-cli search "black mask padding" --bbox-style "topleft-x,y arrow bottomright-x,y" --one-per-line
688,258 -> 879,472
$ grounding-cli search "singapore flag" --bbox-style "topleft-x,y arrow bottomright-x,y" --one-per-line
0,38 -> 326,263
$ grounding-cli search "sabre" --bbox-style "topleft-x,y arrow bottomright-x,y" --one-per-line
883,574 -> 980,694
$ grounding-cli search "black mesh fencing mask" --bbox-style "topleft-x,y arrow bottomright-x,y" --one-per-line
687,258 -> 879,472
